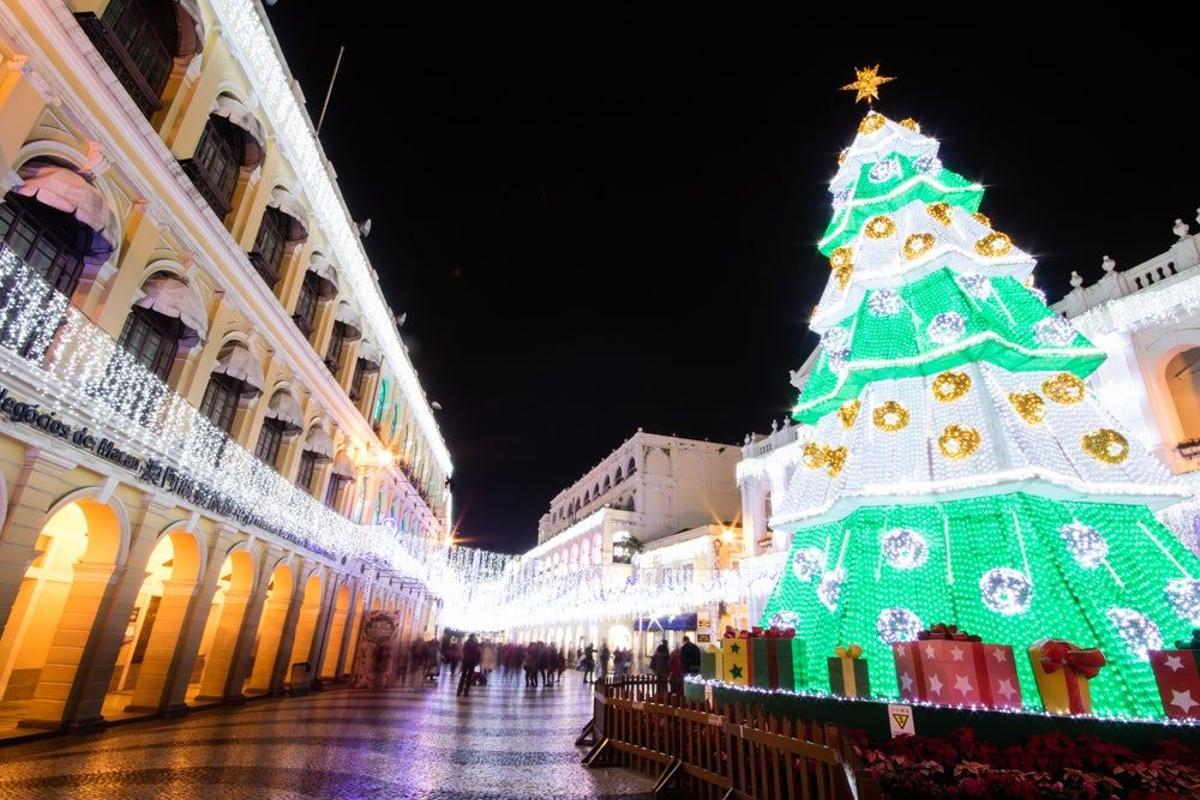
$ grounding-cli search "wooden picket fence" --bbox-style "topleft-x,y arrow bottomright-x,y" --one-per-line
579,677 -> 879,800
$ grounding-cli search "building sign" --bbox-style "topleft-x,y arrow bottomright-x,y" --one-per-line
0,381 -> 331,558
634,613 -> 698,632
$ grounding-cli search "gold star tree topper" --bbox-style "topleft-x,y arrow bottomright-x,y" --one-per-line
841,65 -> 895,105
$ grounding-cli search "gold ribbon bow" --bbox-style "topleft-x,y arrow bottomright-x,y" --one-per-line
835,644 -> 863,659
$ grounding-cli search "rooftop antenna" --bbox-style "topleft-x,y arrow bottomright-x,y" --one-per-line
316,45 -> 346,135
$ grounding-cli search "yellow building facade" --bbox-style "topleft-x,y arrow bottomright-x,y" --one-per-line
0,0 -> 450,733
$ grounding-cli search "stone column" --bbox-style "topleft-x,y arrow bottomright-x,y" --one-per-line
219,546 -> 281,701
306,578 -> 338,683
244,563 -> 299,696
153,529 -> 239,714
0,449 -> 78,644
22,490 -> 175,731
261,566 -> 308,696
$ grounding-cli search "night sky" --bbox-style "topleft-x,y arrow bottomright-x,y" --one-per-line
264,12 -> 1200,553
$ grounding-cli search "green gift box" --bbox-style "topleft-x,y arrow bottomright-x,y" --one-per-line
700,644 -> 722,679
749,634 -> 797,690
827,648 -> 870,698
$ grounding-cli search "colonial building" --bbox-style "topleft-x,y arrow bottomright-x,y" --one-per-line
0,0 -> 450,734
510,430 -> 741,659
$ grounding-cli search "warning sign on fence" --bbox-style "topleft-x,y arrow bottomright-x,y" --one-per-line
887,703 -> 915,738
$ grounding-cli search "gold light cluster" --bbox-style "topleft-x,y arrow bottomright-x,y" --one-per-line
932,371 -> 972,402
864,215 -> 896,239
926,202 -> 953,226
899,118 -> 920,132
872,400 -> 910,432
858,112 -> 886,134
829,246 -> 854,290
903,232 -> 936,261
974,231 -> 1013,257
803,441 -> 848,478
972,212 -> 992,227
1081,428 -> 1129,465
1007,391 -> 1047,424
837,399 -> 861,429
1042,373 -> 1085,405
938,424 -> 981,459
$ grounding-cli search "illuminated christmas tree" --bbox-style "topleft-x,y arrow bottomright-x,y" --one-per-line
758,69 -> 1200,717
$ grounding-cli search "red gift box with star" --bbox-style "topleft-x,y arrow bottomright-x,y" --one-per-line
892,623 -> 1022,709
1148,640 -> 1200,720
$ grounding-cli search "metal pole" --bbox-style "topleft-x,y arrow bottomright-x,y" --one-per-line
316,45 -> 345,135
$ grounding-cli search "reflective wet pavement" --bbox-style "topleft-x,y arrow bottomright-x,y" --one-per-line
0,670 -> 655,799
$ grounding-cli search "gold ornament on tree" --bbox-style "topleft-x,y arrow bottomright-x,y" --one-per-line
872,400 -> 910,432
803,442 -> 848,478
837,399 -> 861,429
829,246 -> 854,290
1042,373 -> 1086,404
864,215 -> 896,239
972,212 -> 992,227
1081,428 -> 1129,464
926,202 -> 953,226
899,117 -> 920,132
975,231 -> 1013,257
1007,392 -> 1047,424
858,112 -> 886,134
903,232 -> 936,260
938,425 -> 981,459
932,371 -> 972,402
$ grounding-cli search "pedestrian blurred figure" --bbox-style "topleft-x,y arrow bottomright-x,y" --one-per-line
372,642 -> 389,692
425,639 -> 441,683
458,634 -> 482,697
523,643 -> 538,687
582,643 -> 596,684
599,641 -> 610,682
669,644 -> 684,694
651,639 -> 670,695
481,639 -> 497,678
447,639 -> 461,678
538,642 -> 552,686
681,635 -> 701,676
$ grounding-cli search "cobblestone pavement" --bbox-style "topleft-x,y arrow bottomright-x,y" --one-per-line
0,671 -> 655,799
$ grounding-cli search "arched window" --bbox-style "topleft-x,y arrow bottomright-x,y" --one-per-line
294,253 -> 337,335
325,451 -> 355,513
255,390 -> 301,470
76,0 -> 202,117
1,162 -> 115,305
117,273 -> 206,384
296,426 -> 333,495
584,490 -> 591,504
614,467 -> 623,483
249,188 -> 307,288
326,303 -> 362,372
183,95 -> 265,220
603,476 -> 611,492
627,456 -> 637,475
199,341 -> 263,433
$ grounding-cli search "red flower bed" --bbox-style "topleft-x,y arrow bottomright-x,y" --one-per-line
853,728 -> 1200,798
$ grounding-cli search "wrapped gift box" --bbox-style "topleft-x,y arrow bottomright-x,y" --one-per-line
893,624 -> 1022,708
1028,638 -> 1105,716
748,630 -> 797,690
722,635 -> 751,686
828,644 -> 870,698
1148,643 -> 1200,720
700,644 -> 723,680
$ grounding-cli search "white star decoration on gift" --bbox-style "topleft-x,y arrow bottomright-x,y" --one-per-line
954,674 -> 974,697
997,678 -> 1017,700
1170,689 -> 1198,714
923,645 -> 936,660
1164,654 -> 1186,672
991,648 -> 1008,663
928,674 -> 943,695
901,671 -> 914,692
950,646 -> 965,662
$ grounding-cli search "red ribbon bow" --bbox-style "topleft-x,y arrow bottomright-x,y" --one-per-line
917,622 -> 982,642
1040,640 -> 1106,679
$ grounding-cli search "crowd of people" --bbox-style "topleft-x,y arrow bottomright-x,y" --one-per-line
370,632 -> 705,698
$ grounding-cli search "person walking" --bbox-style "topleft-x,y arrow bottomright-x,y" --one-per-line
598,641 -> 610,682
447,639 -> 461,678
458,634 -> 482,697
680,636 -> 701,676
669,644 -> 684,694
523,643 -> 538,687
651,639 -> 670,695
582,643 -> 595,685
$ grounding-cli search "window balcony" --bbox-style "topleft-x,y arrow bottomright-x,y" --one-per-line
179,158 -> 233,220
74,13 -> 164,118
